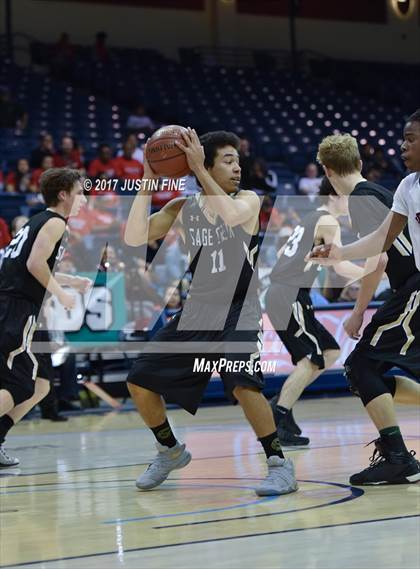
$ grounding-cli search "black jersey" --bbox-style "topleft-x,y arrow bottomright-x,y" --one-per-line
269,209 -> 327,288
183,193 -> 259,303
0,210 -> 66,308
349,181 -> 417,291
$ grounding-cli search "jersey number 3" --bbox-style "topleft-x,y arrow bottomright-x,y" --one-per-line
284,226 -> 305,258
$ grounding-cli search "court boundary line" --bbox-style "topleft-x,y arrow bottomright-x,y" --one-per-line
4,514 -> 419,568
150,479 -> 364,529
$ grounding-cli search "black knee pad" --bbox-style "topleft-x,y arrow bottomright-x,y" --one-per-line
344,351 -> 394,406
2,380 -> 35,406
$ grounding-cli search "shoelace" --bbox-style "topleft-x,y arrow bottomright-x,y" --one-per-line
365,439 -> 417,469
0,446 -> 15,461
364,439 -> 386,470
265,464 -> 290,483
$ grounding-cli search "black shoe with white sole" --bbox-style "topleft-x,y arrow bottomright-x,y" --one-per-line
350,439 -> 420,486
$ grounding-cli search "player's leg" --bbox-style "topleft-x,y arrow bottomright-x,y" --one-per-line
127,383 -> 174,442
0,377 -> 50,467
392,375 -> 420,405
0,390 -> 15,417
231,385 -> 298,496
124,313 -> 211,492
269,290 -> 340,444
273,349 -> 339,440
277,349 -> 339,410
127,380 -> 192,491
345,350 -> 420,485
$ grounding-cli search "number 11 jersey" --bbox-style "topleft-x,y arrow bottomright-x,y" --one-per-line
183,193 -> 259,304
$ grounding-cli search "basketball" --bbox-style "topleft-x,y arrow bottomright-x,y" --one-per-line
146,125 -> 190,178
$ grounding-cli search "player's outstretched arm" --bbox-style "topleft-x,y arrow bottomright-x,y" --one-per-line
26,218 -> 75,309
310,211 -> 408,263
316,215 -> 364,282
176,127 -> 260,227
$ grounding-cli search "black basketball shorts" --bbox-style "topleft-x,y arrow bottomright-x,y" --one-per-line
127,298 -> 265,414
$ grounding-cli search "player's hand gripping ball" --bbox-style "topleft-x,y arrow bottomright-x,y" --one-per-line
145,125 -> 191,178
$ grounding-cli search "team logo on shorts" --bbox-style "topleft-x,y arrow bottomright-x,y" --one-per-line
415,212 -> 420,224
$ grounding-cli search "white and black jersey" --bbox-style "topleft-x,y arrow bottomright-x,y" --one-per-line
349,181 -> 417,291
184,193 -> 259,304
269,209 -> 327,289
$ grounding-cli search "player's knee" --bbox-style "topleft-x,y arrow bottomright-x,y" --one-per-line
5,382 -> 36,407
296,357 -> 318,374
232,384 -> 258,401
35,378 -> 50,401
344,354 -> 362,398
344,352 -> 392,406
323,349 -> 340,369
127,381 -> 156,402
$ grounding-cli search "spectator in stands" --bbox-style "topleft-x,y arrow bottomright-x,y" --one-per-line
30,155 -> 54,192
360,142 -> 375,171
58,255 -> 77,275
0,170 -> 3,192
30,133 -> 55,168
1,216 -> 28,266
164,284 -> 182,319
116,134 -> 144,163
114,139 -> 144,180
366,167 -> 381,183
88,144 -> 117,179
53,136 -> 83,169
11,215 -> 29,237
0,217 -> 11,249
259,195 -> 284,233
126,103 -> 154,135
5,159 -> 31,194
0,86 -> 28,130
338,283 -> 360,303
238,136 -> 255,190
52,33 -> 75,78
98,244 -> 121,272
93,31 -> 110,63
298,162 -> 322,197
249,158 -> 278,194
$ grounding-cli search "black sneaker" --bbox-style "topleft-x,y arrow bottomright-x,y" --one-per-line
350,439 -> 420,486
284,408 -> 302,436
269,396 -> 302,435
41,410 -> 68,422
277,426 -> 310,447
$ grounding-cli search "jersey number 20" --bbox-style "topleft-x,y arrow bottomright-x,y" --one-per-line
4,226 -> 30,260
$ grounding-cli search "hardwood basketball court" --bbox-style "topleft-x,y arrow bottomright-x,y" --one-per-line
1,397 -> 419,568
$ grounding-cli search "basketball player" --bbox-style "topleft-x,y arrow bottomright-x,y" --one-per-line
310,123 -> 420,485
266,177 -> 364,446
0,168 -> 91,465
124,128 -> 298,496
